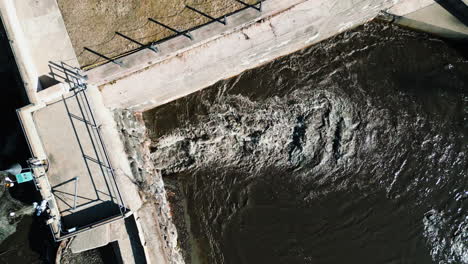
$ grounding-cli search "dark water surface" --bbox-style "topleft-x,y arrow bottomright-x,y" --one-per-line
0,20 -> 56,263
144,22 -> 467,264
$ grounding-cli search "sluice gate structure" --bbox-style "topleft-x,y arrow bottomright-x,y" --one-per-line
0,0 -> 466,263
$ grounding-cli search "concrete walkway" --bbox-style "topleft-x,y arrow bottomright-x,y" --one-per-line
89,0 -> 397,112
89,0 -> 468,113
17,79 -> 156,262
1,0 -> 150,255
34,88 -> 124,230
70,215 -> 148,264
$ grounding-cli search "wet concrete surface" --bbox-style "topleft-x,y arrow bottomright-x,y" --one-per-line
143,22 -> 468,264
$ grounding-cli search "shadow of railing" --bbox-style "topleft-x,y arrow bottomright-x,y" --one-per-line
48,61 -> 87,91
61,201 -> 122,230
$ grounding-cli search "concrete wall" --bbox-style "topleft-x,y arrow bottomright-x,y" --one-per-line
0,0 -> 78,103
93,0 -> 405,112
390,1 -> 468,39
86,0 -> 305,86
93,0 -> 465,113
388,0 -> 434,15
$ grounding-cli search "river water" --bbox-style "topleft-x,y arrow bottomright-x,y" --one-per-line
143,22 -> 467,264
0,20 -> 58,263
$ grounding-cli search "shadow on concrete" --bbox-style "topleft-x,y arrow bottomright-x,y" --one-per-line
61,201 -> 122,230
435,0 -> 468,26
102,241 -> 121,264
38,75 -> 60,90
124,217 -> 147,264
48,61 -> 84,91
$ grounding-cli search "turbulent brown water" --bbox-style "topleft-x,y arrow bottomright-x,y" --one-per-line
143,22 -> 468,264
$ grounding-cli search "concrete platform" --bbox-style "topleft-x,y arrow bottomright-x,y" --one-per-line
71,215 -> 148,264
70,224 -> 110,253
33,88 -> 124,230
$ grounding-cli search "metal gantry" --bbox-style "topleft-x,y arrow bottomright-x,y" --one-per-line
46,62 -> 127,239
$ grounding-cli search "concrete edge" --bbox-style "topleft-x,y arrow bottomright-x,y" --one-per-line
16,103 -> 62,237
86,85 -> 143,212
0,0 -> 41,104
388,0 -> 434,16
132,211 -> 153,264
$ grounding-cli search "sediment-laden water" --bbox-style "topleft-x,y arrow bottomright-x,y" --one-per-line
143,22 -> 467,264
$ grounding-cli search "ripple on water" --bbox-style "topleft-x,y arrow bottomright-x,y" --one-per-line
143,22 -> 468,264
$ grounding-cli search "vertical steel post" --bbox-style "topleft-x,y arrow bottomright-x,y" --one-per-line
73,176 -> 79,210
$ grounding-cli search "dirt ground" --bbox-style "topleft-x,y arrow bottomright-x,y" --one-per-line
57,0 -> 258,68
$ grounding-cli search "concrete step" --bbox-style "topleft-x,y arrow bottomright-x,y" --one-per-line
110,217 -> 148,264
70,224 -> 110,254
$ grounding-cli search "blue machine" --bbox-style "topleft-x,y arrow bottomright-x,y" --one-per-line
15,171 -> 34,183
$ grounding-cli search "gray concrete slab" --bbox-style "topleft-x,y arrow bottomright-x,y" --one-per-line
70,224 -> 110,254
17,103 -> 62,236
71,216 -> 148,263
4,0 -> 159,261
85,86 -> 143,214
388,0 -> 433,16
33,89 -> 124,230
113,217 -> 147,264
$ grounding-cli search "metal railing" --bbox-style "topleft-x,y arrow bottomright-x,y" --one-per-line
44,62 -> 128,240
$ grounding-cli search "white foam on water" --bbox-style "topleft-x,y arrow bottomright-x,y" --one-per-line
423,208 -> 468,264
